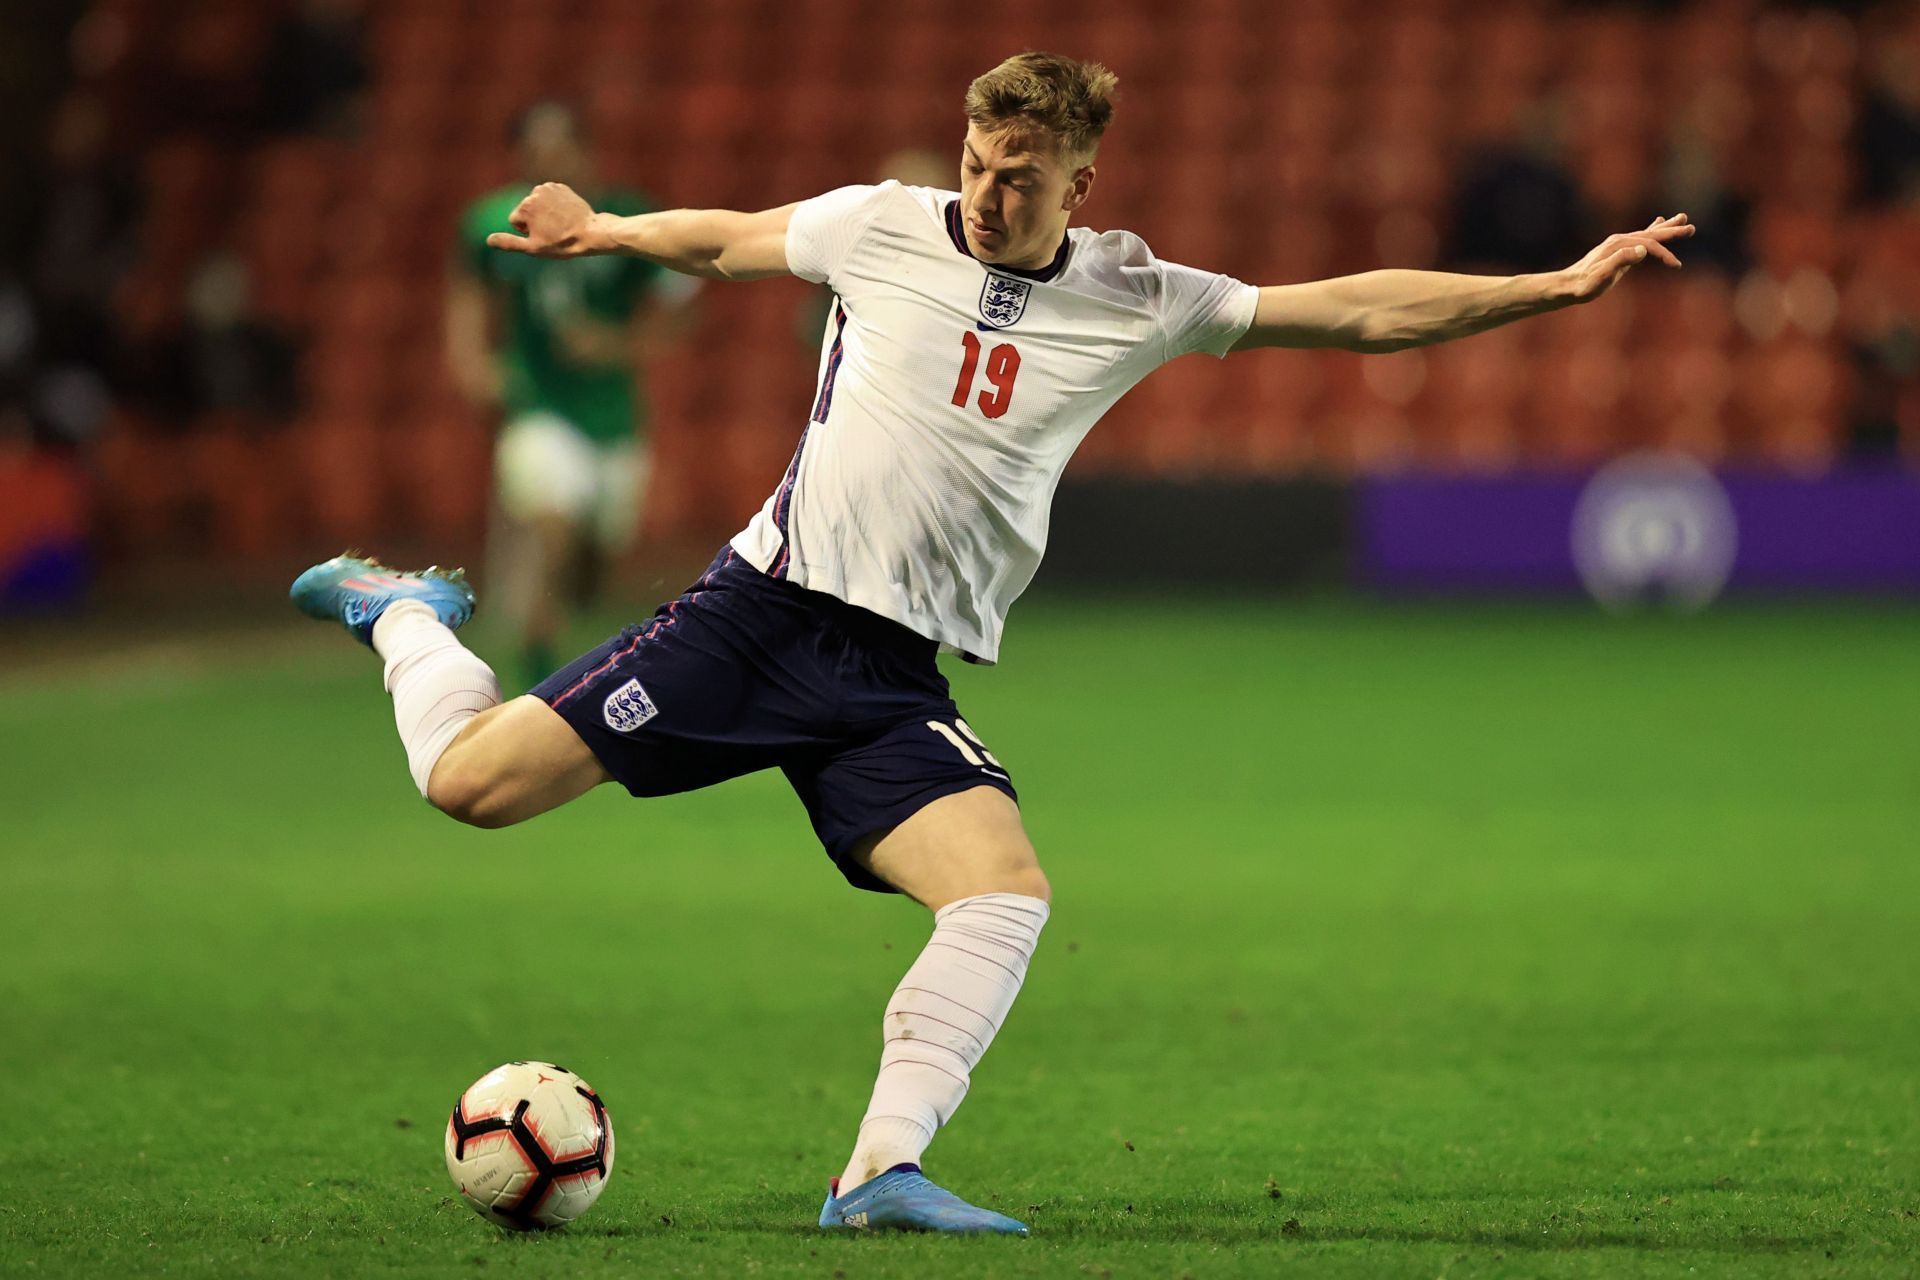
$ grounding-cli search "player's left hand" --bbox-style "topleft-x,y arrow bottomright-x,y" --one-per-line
487,182 -> 601,258
1561,213 -> 1695,302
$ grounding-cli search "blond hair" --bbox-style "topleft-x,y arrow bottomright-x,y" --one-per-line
964,52 -> 1118,161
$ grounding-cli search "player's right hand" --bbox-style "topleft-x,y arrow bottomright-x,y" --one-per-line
1561,213 -> 1694,302
487,182 -> 600,258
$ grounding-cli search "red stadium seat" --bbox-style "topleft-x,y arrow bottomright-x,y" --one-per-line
1425,331 -> 1525,418
142,137 -> 220,200
94,419 -> 191,554
181,425 -> 286,559
166,1 -> 271,84
1525,342 -> 1633,465
1755,416 -> 1839,475
1629,343 -> 1736,431
291,417 -> 390,543
1232,409 -> 1312,476
1371,12 -> 1455,89
1133,356 -> 1229,466
1464,10 -> 1557,91
1751,205 -> 1845,275
389,412 -> 492,544
1360,349 -> 1431,413
373,77 -> 454,148
1754,8 -> 1860,80
1661,275 -> 1740,348
474,13 -> 573,72
1077,399 -> 1150,473
1276,16 -> 1356,88
1317,407 -> 1416,476
305,329 -> 394,419
1652,412 -> 1731,465
1427,407 -> 1523,474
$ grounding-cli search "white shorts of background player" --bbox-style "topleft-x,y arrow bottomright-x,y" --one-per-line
494,410 -> 650,553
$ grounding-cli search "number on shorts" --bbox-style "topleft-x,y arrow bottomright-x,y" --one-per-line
927,719 -> 1002,768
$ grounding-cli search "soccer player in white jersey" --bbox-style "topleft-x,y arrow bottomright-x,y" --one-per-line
292,52 -> 1692,1234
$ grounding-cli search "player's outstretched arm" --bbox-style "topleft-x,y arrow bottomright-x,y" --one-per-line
1231,213 -> 1695,354
485,182 -> 798,281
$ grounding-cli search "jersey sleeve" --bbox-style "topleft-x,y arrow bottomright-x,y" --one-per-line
783,183 -> 895,286
1139,255 -> 1260,362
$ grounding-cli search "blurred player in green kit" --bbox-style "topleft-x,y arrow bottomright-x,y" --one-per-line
446,100 -> 697,689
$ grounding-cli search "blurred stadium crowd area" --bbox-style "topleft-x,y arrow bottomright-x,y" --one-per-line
1,0 -> 1916,567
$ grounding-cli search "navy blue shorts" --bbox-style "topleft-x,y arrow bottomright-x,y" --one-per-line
533,546 -> 1017,893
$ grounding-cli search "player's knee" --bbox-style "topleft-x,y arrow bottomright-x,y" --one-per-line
426,752 -> 517,829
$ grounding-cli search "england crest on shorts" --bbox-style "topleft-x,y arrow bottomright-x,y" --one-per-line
978,273 -> 1032,329
602,677 -> 658,733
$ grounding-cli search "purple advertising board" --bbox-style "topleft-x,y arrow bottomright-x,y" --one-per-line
1360,460 -> 1920,600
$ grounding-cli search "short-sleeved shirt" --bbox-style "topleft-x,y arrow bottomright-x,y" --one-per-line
459,186 -> 672,443
730,181 -> 1258,663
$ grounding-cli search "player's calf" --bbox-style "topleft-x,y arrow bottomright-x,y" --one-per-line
289,552 -> 606,821
833,790 -> 1051,1196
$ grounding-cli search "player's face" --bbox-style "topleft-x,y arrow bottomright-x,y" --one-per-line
521,116 -> 592,188
959,125 -> 1093,270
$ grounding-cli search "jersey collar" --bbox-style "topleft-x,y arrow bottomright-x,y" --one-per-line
945,200 -> 1070,283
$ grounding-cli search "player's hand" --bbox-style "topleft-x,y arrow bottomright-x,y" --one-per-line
486,182 -> 601,258
1560,213 -> 1694,302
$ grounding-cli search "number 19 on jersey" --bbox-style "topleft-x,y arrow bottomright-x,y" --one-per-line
952,331 -> 1021,420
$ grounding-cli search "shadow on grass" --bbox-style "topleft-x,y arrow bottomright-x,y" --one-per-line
554,1208 -> 1846,1258
488,1178 -> 1871,1260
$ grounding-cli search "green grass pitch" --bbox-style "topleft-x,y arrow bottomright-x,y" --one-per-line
2,597 -> 1917,1278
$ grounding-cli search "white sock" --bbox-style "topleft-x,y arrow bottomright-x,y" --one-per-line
371,601 -> 502,797
836,891 -> 1049,1192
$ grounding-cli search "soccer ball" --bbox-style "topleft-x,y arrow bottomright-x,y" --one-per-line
444,1060 -> 615,1230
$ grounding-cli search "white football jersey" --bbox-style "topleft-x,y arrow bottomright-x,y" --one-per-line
731,181 -> 1257,663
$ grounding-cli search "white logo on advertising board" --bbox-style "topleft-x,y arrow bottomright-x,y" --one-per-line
1571,452 -> 1737,612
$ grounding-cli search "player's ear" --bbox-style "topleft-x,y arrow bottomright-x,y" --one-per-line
1061,164 -> 1095,213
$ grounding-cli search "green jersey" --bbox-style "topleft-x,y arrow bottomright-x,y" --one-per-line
459,186 -> 668,443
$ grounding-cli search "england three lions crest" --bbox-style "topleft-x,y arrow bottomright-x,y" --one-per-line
602,677 -> 658,733
978,273 -> 1032,329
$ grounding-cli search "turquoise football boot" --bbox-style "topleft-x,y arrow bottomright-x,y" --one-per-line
289,553 -> 475,647
818,1164 -> 1028,1235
